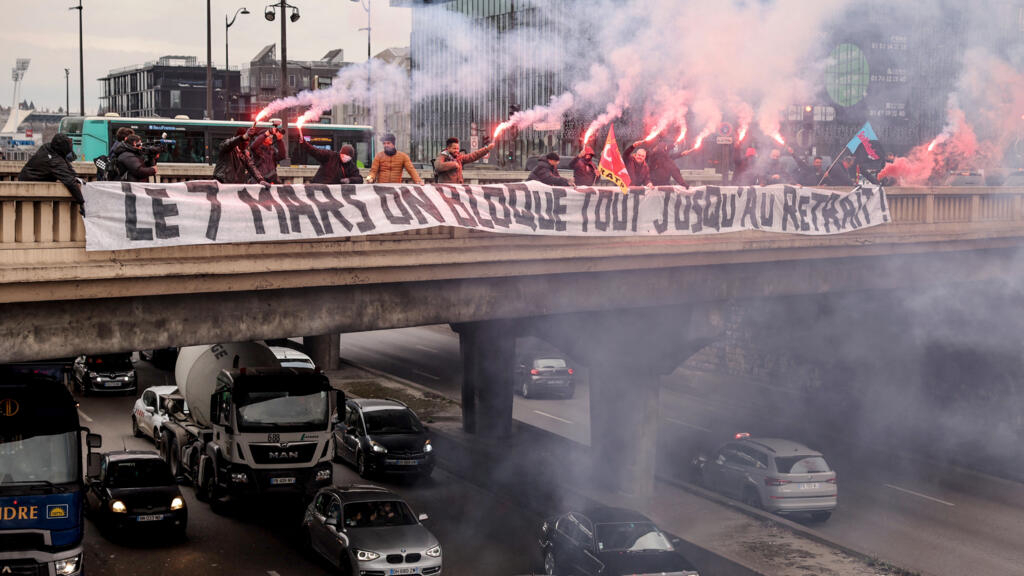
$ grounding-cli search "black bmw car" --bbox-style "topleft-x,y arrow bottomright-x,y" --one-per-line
85,451 -> 187,538
333,398 -> 435,479
539,507 -> 699,575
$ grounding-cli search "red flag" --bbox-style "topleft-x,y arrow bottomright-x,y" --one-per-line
598,124 -> 631,193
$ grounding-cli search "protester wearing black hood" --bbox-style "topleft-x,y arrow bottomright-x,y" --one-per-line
647,139 -> 689,188
213,127 -> 266,185
250,126 -> 287,184
570,146 -> 599,185
527,152 -> 572,186
19,133 -> 85,210
302,140 -> 364,185
115,134 -> 158,182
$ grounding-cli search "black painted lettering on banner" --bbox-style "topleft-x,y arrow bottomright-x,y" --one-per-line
340,185 -> 376,233
674,192 -> 692,231
278,185 -> 325,236
653,189 -> 672,234
594,190 -> 613,231
840,195 -> 861,229
760,189 -> 776,227
402,185 -> 446,225
797,194 -> 810,231
465,185 -> 494,229
690,189 -> 704,233
612,192 -> 632,231
237,186 -> 289,235
703,187 -> 722,232
374,185 -> 413,226
144,187 -> 179,239
552,187 -> 568,232
878,187 -> 889,222
533,189 -> 556,231
810,192 -> 828,232
304,184 -> 353,234
481,186 -> 512,229
579,188 -> 594,232
435,184 -> 478,227
823,193 -> 841,233
630,190 -> 642,232
781,186 -> 800,232
740,187 -> 760,229
184,181 -> 221,241
506,183 -> 536,231
123,182 -> 153,241
720,189 -> 737,228
856,188 -> 872,225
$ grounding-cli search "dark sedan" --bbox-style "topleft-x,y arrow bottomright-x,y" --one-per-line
333,398 -> 435,480
539,507 -> 699,575
515,356 -> 575,399
72,353 -> 136,395
84,451 -> 187,538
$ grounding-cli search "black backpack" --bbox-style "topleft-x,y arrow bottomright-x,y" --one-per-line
94,153 -> 123,181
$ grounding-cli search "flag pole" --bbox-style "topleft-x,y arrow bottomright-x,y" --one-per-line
817,147 -> 847,186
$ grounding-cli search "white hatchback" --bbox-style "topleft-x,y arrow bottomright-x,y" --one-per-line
132,385 -> 188,444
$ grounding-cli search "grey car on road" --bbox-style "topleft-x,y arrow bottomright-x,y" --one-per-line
303,484 -> 442,575
695,434 -> 837,521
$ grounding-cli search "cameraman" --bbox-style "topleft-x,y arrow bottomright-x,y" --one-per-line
115,134 -> 158,182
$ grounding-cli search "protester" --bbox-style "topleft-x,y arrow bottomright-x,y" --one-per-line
115,134 -> 158,182
249,126 -> 287,184
760,148 -> 792,185
302,140 -> 364,184
793,154 -> 827,187
624,140 -> 653,187
367,133 -> 423,185
527,152 -> 572,186
110,127 -> 134,158
647,139 -> 689,187
824,156 -> 855,186
434,136 -> 495,184
570,146 -> 599,185
731,145 -> 760,185
213,127 -> 266,185
18,133 -> 85,211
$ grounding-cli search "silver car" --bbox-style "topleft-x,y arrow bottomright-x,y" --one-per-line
303,484 -> 442,575
696,434 -> 837,521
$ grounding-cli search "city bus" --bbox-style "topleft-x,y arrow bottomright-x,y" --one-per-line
58,114 -> 375,168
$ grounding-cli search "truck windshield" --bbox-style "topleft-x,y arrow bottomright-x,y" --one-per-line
236,390 -> 328,430
0,431 -> 79,487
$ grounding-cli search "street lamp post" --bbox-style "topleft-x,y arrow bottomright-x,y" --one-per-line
350,0 -> 371,124
225,7 -> 250,120
64,69 -> 70,116
265,1 -> 300,159
68,0 -> 84,116
206,0 -> 213,120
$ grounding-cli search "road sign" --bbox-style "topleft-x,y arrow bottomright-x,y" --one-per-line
716,136 -> 733,145
470,135 -> 480,150
718,122 -> 733,137
25,129 -> 32,138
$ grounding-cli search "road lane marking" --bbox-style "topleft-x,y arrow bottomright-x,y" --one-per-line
533,410 -> 574,424
77,409 -> 93,423
884,483 -> 955,507
268,571 -> 281,576
413,370 -> 441,380
665,417 -> 711,432
415,344 -> 439,353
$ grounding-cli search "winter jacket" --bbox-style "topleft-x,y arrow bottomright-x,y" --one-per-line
792,156 -> 827,187
249,130 -> 287,184
647,148 -> 688,187
622,143 -> 652,186
527,163 -> 571,186
213,135 -> 264,184
303,141 -> 364,185
368,150 -> 423,184
434,144 -> 493,184
19,136 -> 84,204
570,156 -> 598,186
824,164 -> 854,187
115,147 -> 157,182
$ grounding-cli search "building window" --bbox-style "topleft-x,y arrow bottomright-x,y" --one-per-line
171,90 -> 181,109
288,74 -> 296,87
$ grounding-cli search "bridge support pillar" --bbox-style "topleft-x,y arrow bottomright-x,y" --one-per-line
305,333 -> 340,370
454,321 -> 516,437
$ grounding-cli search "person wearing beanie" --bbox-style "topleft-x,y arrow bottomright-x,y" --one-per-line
302,139 -> 364,185
527,151 -> 572,186
570,145 -> 598,186
19,133 -> 85,209
367,133 -> 423,184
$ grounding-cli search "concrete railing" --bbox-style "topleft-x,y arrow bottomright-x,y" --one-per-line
3,181 -> 1024,304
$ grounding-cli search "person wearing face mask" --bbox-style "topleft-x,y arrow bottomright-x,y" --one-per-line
250,125 -> 287,184
19,133 -> 86,211
570,146 -> 599,186
301,139 -> 364,185
367,133 -> 423,185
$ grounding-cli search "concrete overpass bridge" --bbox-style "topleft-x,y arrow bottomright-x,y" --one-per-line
3,179 -> 1023,498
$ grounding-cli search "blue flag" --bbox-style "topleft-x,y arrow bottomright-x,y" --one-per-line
846,122 -> 879,155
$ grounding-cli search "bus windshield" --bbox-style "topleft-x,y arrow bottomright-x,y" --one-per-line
0,431 -> 79,487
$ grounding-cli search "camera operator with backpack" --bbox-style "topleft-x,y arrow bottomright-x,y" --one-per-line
115,134 -> 158,182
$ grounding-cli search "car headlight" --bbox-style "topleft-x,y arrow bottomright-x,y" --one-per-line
425,545 -> 441,558
424,439 -> 433,453
110,500 -> 127,513
54,554 -> 81,575
231,471 -> 249,483
88,371 -> 98,378
354,549 -> 380,561
170,496 -> 184,510
370,441 -> 387,454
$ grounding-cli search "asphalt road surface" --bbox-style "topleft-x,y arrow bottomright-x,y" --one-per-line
75,357 -> 545,576
339,325 -> 1024,576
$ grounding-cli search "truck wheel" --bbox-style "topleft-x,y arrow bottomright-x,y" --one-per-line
132,417 -> 142,437
166,436 -> 181,480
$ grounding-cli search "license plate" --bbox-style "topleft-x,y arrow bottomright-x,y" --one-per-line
388,569 -> 417,575
270,477 -> 296,485
137,514 -> 164,522
104,382 -> 120,387
799,483 -> 820,489
386,459 -> 419,466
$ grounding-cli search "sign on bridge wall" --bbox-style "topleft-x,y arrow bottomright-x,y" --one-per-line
82,181 -> 890,251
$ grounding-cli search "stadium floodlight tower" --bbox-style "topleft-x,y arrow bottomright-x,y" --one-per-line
3,59 -> 31,135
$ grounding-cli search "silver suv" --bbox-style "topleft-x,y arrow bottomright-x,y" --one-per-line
695,434 -> 837,521
303,484 -> 442,575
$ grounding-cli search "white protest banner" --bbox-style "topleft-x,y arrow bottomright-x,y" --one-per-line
82,181 -> 890,252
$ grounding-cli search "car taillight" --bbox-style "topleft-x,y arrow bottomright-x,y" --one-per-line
567,368 -> 574,375
530,369 -> 539,375
764,477 -> 789,486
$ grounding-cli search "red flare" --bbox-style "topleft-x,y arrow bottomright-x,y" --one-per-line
674,126 -> 688,145
583,122 -> 599,146
681,129 -> 711,155
927,137 -> 940,152
643,119 -> 670,142
771,132 -> 785,146
296,113 -> 309,138
493,119 -> 515,140
252,108 -> 270,130
737,125 -> 748,142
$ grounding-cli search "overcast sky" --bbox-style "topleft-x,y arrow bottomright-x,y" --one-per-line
1,0 -> 412,114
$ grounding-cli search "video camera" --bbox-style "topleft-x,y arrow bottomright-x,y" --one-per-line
139,132 -> 171,163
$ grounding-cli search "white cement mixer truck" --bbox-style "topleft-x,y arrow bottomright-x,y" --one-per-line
159,342 -> 333,505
